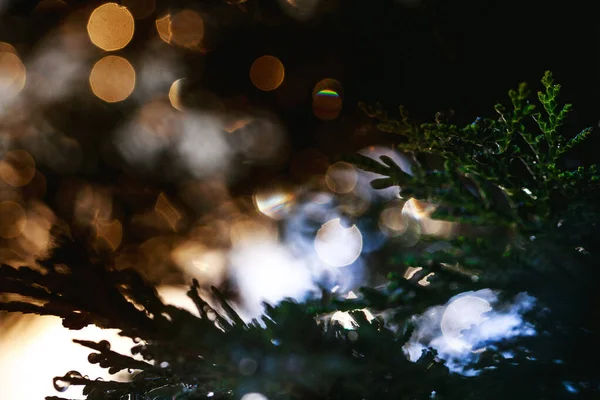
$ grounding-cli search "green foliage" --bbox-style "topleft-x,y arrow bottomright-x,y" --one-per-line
1,72 -> 599,400
351,71 -> 598,232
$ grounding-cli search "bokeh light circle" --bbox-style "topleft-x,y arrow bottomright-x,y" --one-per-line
313,89 -> 342,120
170,10 -> 204,49
87,3 -> 135,51
250,55 -> 284,91
89,55 -> 136,103
253,186 -> 295,220
0,52 -> 26,99
312,78 -> 343,99
0,150 -> 36,187
0,42 -> 18,56
441,296 -> 492,346
0,201 -> 27,239
325,161 -> 357,194
314,218 -> 363,267
168,78 -> 185,111
155,13 -> 172,43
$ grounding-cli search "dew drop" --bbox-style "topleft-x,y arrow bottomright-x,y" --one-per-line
53,377 -> 70,392
88,352 -> 101,364
66,370 -> 83,379
98,340 -> 111,351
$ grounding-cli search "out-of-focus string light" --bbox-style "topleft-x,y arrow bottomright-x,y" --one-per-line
89,55 -> 136,103
379,202 -> 409,237
87,3 -> 135,51
0,201 -> 27,239
155,13 -> 172,43
325,161 -> 357,194
154,192 -> 183,231
249,55 -> 284,91
171,241 -> 226,287
312,89 -> 342,120
312,78 -> 343,99
441,295 -> 492,350
169,78 -> 185,111
253,186 -> 295,220
170,10 -> 205,49
0,150 -> 36,187
314,218 -> 362,267
0,42 -> 19,56
122,0 -> 156,20
0,51 -> 26,100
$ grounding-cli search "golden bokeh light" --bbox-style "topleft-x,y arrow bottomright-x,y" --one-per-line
171,242 -> 226,287
87,3 -> 135,51
379,204 -> 409,237
94,218 -> 123,251
0,42 -> 19,56
0,52 -> 26,99
89,55 -> 136,103
122,0 -> 156,20
0,150 -> 36,187
253,186 -> 295,220
313,89 -> 342,120
249,55 -> 285,91
230,218 -> 277,247
155,13 -> 172,43
0,201 -> 27,239
325,161 -> 357,194
312,78 -> 343,99
137,98 -> 178,137
154,192 -> 183,231
170,9 -> 204,49
168,78 -> 185,111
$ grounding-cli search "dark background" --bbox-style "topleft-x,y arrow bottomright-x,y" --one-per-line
1,0 -> 598,195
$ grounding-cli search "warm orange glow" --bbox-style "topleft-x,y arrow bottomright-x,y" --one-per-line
0,201 -> 27,239
154,192 -> 183,231
0,52 -> 26,99
137,99 -> 178,137
312,78 -> 343,99
0,42 -> 19,56
94,218 -> 123,251
122,0 -> 156,20
249,55 -> 285,91
312,89 -> 342,120
170,10 -> 204,49
168,78 -> 185,111
89,55 -> 136,103
87,3 -> 135,51
0,150 -> 36,187
155,13 -> 172,43
325,161 -> 357,194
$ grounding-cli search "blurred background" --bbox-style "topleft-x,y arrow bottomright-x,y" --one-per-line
0,0 -> 597,399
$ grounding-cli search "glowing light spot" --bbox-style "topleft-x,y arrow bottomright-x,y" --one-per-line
0,52 -> 26,99
312,78 -> 344,99
155,13 -> 172,43
241,393 -> 268,400
325,161 -> 357,194
254,187 -> 295,220
230,218 -> 276,246
168,78 -> 185,111
170,10 -> 204,49
249,55 -> 284,91
0,201 -> 27,239
379,204 -> 409,237
313,89 -> 342,120
171,241 -> 226,287
94,218 -> 123,251
0,42 -> 18,56
0,150 -> 36,187
154,192 -> 182,231
122,0 -> 156,20
314,218 -> 362,267
89,55 -> 136,103
441,296 -> 491,348
87,3 -> 135,51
